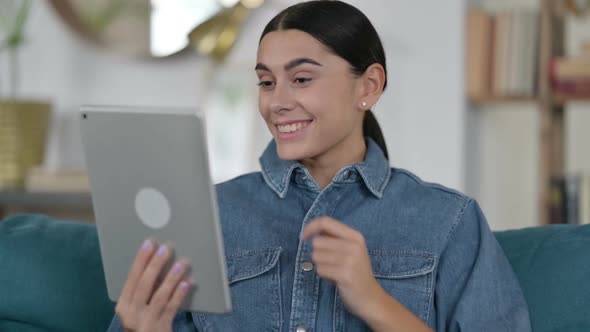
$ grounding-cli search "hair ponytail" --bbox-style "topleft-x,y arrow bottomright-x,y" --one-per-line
363,110 -> 388,160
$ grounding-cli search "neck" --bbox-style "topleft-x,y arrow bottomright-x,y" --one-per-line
301,134 -> 366,190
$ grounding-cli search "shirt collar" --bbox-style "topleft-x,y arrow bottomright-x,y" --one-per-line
259,137 -> 391,199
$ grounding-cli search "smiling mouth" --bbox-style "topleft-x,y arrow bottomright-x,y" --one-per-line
276,120 -> 312,133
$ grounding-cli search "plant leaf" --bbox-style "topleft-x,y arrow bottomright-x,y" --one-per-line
0,0 -> 17,31
11,0 -> 32,41
0,0 -> 31,48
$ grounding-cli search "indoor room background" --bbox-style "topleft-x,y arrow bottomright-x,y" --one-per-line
1,0 -> 589,230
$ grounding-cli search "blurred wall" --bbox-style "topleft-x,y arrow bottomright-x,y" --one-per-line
2,1 -> 209,171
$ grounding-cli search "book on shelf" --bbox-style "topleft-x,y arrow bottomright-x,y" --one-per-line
466,7 -> 539,101
549,176 -> 566,224
552,79 -> 590,96
550,57 -> 590,98
551,57 -> 590,79
467,7 -> 493,99
25,166 -> 90,193
548,173 -> 590,225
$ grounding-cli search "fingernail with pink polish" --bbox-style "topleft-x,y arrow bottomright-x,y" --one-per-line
157,245 -> 167,256
180,281 -> 189,292
172,262 -> 183,275
141,239 -> 152,251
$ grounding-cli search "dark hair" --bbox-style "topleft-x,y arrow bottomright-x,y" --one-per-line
260,0 -> 389,160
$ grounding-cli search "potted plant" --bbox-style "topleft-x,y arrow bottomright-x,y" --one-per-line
0,0 -> 51,190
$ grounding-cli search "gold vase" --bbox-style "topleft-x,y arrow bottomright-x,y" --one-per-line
0,100 -> 51,190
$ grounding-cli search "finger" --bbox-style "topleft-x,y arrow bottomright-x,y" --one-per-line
302,217 -> 361,241
132,243 -> 174,306
312,235 -> 351,253
311,249 -> 344,266
148,259 -> 190,317
314,264 -> 340,284
119,238 -> 157,303
162,279 -> 192,322
316,262 -> 360,287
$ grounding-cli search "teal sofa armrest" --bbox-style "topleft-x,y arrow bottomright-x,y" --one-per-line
495,224 -> 590,332
0,214 -> 115,332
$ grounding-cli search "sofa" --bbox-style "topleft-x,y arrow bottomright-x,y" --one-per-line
0,214 -> 589,332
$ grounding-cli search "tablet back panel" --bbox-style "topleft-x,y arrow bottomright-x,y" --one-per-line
80,105 -> 231,313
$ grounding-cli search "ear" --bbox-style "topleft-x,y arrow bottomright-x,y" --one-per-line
356,63 -> 386,111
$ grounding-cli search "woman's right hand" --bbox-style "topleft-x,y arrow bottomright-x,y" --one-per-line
115,239 -> 192,332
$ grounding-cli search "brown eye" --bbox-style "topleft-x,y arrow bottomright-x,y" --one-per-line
294,77 -> 312,85
258,81 -> 275,89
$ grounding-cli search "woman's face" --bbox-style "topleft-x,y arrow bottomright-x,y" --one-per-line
256,29 -> 366,161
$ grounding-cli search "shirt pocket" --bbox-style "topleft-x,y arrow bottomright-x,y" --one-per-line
194,247 -> 283,332
334,250 -> 436,332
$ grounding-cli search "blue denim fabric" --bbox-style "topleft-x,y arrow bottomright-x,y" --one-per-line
108,138 -> 531,332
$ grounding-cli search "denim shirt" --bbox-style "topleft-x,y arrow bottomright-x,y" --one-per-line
108,138 -> 531,332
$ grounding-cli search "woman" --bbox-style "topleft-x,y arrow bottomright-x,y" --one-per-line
108,1 -> 531,331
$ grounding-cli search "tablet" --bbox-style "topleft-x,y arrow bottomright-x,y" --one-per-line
80,105 -> 231,313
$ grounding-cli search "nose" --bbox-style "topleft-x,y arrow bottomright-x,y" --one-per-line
269,82 -> 295,113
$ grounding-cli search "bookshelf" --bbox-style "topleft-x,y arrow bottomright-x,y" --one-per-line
553,94 -> 590,106
470,96 -> 539,104
537,0 -> 563,226
467,0 -> 590,225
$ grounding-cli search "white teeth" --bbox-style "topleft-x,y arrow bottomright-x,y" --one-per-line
277,121 -> 310,133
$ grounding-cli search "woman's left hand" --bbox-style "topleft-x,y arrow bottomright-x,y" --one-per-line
301,216 -> 384,319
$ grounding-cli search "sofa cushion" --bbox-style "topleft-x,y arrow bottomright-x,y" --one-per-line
495,224 -> 590,332
0,214 -> 114,332
1,213 -> 589,332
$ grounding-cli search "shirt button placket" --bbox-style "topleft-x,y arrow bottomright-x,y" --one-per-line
290,188 -> 338,332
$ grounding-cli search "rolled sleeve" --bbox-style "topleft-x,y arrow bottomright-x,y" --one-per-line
435,199 -> 532,331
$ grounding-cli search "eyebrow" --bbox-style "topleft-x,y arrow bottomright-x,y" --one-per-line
255,57 -> 323,72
